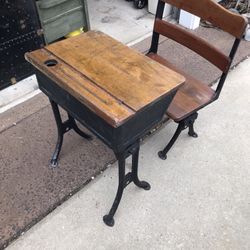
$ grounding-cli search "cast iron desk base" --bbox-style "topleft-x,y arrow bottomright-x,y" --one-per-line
49,99 -> 151,227
25,31 -> 184,226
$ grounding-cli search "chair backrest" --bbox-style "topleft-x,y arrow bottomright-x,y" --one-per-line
149,0 -> 248,99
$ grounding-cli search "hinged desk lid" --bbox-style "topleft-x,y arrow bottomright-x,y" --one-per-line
25,31 -> 185,127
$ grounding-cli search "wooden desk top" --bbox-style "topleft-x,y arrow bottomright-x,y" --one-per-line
25,31 -> 185,127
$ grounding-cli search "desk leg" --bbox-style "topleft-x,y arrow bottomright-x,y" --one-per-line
103,152 -> 126,227
103,144 -> 150,227
50,99 -> 64,167
49,99 -> 92,167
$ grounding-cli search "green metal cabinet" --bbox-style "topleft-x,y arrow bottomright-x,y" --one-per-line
36,0 -> 90,43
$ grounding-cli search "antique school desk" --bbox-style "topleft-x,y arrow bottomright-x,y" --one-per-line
25,31 -> 185,226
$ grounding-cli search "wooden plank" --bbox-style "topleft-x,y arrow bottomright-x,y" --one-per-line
161,0 -> 247,39
46,30 -> 185,112
147,53 -> 215,121
25,49 -> 135,127
154,19 -> 230,73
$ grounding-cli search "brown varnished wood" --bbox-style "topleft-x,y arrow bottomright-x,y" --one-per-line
154,19 -> 230,73
25,31 -> 185,127
161,0 -> 247,39
147,53 -> 215,122
150,0 -> 247,121
25,49 -> 134,127
46,31 -> 185,112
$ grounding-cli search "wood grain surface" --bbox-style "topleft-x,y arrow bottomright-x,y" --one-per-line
147,53 -> 215,121
25,31 -> 185,127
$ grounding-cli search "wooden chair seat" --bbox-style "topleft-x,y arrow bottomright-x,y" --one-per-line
147,52 -> 215,122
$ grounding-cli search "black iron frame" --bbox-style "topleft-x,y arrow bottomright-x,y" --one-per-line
49,99 -> 92,167
103,141 -> 151,227
35,69 -> 177,226
49,99 -> 151,226
150,0 -> 244,160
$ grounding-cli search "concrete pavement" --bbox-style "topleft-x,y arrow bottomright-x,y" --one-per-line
87,0 -> 154,44
6,57 -> 250,250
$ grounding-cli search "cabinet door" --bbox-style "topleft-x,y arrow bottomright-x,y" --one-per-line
36,0 -> 90,43
0,0 -> 45,90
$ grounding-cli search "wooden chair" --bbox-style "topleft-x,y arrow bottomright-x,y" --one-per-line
147,0 -> 247,160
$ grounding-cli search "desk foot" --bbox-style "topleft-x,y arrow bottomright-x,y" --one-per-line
50,136 -> 63,168
103,215 -> 115,227
50,159 -> 59,168
134,180 -> 151,190
188,131 -> 198,138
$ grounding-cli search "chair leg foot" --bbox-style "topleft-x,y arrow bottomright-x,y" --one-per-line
50,130 -> 64,168
103,215 -> 115,227
188,131 -> 198,138
188,125 -> 198,137
158,151 -> 167,160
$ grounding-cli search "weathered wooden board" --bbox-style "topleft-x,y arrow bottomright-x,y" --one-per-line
26,31 -> 185,127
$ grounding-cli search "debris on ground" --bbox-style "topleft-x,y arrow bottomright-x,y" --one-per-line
201,0 -> 250,28
220,0 -> 250,14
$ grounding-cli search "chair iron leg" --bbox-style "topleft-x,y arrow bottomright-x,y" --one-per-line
103,143 -> 150,227
49,100 -> 92,167
188,112 -> 198,138
158,112 -> 199,160
158,122 -> 184,160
